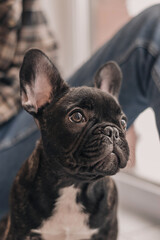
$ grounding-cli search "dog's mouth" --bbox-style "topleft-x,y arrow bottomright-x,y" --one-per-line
59,120 -> 130,180
62,125 -> 129,180
82,143 -> 128,170
63,148 -> 128,181
88,151 -> 122,175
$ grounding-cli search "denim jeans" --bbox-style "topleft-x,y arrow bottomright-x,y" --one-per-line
0,5 -> 160,219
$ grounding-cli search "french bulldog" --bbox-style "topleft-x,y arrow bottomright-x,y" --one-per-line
0,49 -> 129,240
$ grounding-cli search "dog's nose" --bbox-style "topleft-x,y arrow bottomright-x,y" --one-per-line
105,126 -> 119,142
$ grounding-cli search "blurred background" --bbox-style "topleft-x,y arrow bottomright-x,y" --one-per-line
40,0 -> 160,239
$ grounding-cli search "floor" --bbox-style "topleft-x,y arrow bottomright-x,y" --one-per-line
118,205 -> 160,240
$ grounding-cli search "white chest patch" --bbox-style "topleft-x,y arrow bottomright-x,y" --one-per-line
32,186 -> 98,240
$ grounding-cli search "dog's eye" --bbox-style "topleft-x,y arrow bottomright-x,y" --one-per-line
121,118 -> 127,131
69,112 -> 86,123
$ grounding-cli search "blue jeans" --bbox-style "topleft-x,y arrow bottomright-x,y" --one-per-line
0,5 -> 160,219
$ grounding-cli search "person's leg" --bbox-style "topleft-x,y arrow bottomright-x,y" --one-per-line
68,4 -> 160,132
149,67 -> 160,136
0,110 -> 40,219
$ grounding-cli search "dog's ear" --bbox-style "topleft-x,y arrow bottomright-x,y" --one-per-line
20,49 -> 69,115
94,61 -> 122,98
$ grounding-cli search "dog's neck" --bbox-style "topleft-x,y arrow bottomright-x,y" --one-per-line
35,140 -> 84,189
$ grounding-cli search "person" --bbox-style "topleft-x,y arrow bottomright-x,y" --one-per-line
0,2 -> 160,220
0,0 -> 58,219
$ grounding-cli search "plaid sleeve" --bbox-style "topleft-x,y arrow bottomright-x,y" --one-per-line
0,0 -> 58,125
0,0 -> 22,70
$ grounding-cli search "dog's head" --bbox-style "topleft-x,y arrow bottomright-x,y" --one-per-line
20,49 -> 129,181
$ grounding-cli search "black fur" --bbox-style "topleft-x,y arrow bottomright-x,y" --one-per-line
0,49 -> 129,240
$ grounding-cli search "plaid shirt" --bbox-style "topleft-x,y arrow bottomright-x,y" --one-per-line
0,0 -> 58,125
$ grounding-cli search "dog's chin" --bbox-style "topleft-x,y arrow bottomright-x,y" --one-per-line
91,152 -> 120,176
63,152 -> 126,181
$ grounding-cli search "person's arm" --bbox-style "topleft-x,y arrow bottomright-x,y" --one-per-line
0,0 -> 58,125
0,0 -> 22,125
0,0 -> 22,71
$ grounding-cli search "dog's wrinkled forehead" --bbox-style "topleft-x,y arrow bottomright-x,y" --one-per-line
54,87 -> 122,120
